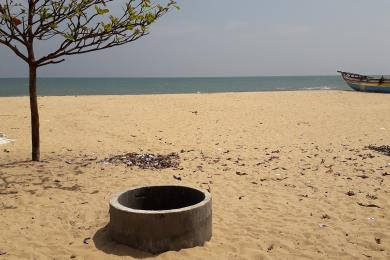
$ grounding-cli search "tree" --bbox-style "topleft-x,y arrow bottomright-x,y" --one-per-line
0,0 -> 178,161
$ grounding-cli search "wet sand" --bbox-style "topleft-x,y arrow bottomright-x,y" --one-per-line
0,90 -> 390,259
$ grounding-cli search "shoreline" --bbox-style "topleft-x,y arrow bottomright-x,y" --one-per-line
0,89 -> 353,99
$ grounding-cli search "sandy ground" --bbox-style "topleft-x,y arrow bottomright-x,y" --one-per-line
0,90 -> 390,260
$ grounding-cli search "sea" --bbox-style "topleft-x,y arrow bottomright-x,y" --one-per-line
0,75 -> 350,97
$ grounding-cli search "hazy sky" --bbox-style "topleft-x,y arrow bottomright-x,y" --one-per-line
1,0 -> 390,77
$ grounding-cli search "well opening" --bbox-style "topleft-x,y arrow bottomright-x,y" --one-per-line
117,185 -> 205,211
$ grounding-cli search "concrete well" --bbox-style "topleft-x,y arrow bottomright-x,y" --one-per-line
109,185 -> 212,253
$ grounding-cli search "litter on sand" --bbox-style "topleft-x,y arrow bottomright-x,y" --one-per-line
100,152 -> 180,169
0,133 -> 15,145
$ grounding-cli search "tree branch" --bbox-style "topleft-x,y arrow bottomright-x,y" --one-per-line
1,0 -> 178,67
38,58 -> 65,66
0,38 -> 28,62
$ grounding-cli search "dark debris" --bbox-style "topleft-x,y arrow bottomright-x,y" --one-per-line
83,237 -> 91,245
366,145 -> 390,156
357,202 -> 381,209
101,152 -> 180,169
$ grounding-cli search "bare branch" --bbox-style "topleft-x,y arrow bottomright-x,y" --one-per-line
38,58 -> 65,66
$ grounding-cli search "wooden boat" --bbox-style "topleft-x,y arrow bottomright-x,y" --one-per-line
338,71 -> 390,93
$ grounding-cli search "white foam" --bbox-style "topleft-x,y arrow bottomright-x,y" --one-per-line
302,86 -> 332,90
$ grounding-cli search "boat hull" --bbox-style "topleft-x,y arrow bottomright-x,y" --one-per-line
346,82 -> 390,93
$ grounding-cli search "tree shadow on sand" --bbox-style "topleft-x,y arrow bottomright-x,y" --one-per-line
0,160 -> 36,168
93,224 -> 159,259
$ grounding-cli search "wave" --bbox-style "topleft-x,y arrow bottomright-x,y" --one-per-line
274,86 -> 334,91
301,86 -> 333,90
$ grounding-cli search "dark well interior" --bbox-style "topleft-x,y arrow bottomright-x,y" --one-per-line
118,186 -> 206,211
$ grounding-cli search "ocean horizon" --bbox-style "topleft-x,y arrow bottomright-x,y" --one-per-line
0,75 -> 350,97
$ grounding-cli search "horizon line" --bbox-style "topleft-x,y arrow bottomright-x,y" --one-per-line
0,74 -> 341,79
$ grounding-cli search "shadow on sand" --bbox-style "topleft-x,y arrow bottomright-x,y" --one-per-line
0,160 -> 35,168
93,224 -> 158,259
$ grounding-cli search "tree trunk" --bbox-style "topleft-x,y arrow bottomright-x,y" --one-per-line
28,64 -> 40,161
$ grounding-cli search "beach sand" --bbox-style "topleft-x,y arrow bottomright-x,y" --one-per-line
0,90 -> 390,259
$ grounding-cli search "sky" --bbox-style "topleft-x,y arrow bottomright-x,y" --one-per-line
1,0 -> 390,77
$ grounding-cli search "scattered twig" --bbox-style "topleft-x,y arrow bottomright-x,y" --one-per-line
83,237 -> 91,245
357,202 -> 381,209
173,175 -> 182,181
273,177 -> 288,181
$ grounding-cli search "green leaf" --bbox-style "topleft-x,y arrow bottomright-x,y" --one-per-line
64,34 -> 75,42
49,23 -> 58,29
103,23 -> 112,32
145,13 -> 156,23
95,6 -> 109,15
109,15 -> 119,24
